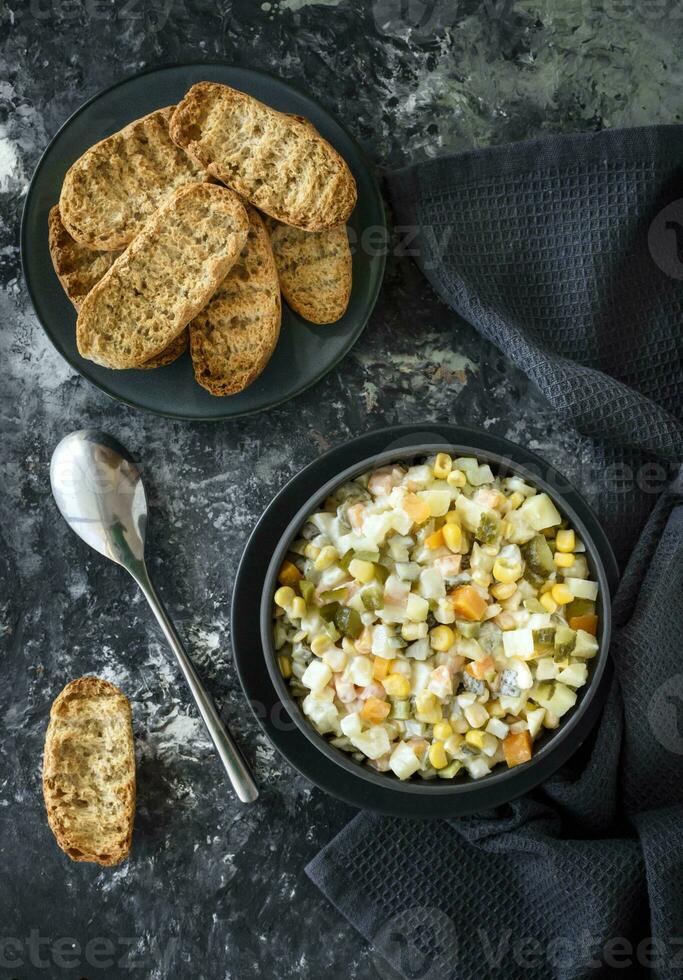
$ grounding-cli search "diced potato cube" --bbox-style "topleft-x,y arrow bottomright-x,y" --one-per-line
518,493 -> 562,531
302,660 -> 332,692
564,578 -> 599,601
556,663 -> 588,688
389,741 -> 422,780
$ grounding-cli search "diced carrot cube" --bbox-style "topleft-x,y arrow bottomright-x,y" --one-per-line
503,731 -> 532,768
467,656 -> 494,680
569,614 -> 598,635
360,697 -> 391,724
372,657 -> 389,681
449,585 -> 488,621
347,502 -> 366,531
402,493 -> 431,525
425,528 -> 444,549
278,560 -> 302,586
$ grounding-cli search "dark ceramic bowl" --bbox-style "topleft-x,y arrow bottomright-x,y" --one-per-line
259,429 -> 615,809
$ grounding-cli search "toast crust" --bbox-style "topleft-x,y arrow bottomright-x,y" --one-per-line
270,222 -> 352,324
43,678 -> 135,867
77,183 -> 249,369
170,83 -> 357,231
190,206 -> 281,395
59,107 -> 208,251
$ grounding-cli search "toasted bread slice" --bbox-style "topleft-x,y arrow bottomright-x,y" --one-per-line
170,83 -> 357,231
190,205 -> 281,395
59,107 -> 208,250
43,677 -> 135,867
77,183 -> 249,369
269,221 -> 352,324
49,205 -> 188,370
48,205 -> 120,308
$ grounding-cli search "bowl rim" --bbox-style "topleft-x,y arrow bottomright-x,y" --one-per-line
259,434 -> 613,796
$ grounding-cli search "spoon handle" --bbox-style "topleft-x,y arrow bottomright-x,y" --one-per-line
135,567 -> 259,804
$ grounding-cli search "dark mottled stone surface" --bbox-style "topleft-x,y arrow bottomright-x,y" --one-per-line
1,1 -> 680,977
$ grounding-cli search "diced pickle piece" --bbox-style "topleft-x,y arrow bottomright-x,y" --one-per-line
522,534 -> 555,576
361,584 -> 384,611
334,606 -> 363,638
475,512 -> 500,545
533,627 -> 556,654
554,625 -> 577,658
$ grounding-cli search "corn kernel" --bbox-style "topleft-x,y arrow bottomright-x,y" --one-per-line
443,523 -> 462,552
415,691 -> 442,724
554,552 -> 574,568
444,511 -> 460,524
274,586 -> 295,608
487,700 -> 507,718
290,596 -> 307,618
311,635 -> 332,656
447,468 -> 466,488
278,655 -> 292,679
539,589 -> 557,612
424,529 -> 443,551
491,582 -> 516,601
348,558 -> 375,583
372,657 -> 390,680
492,560 -> 522,584
556,529 -> 576,553
278,560 -> 302,586
402,621 -> 428,642
433,453 -> 453,479
304,543 -> 321,560
383,673 -> 411,698
551,583 -> 574,605
465,729 -> 486,749
314,546 -> 338,571
507,491 -> 524,510
430,625 -> 455,651
433,720 -> 453,741
429,741 -> 448,769
444,733 -> 464,756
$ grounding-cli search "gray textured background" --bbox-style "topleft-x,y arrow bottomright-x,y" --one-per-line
1,1 -> 681,978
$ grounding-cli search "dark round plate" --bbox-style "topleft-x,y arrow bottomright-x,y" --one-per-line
21,63 -> 386,420
232,423 -> 620,818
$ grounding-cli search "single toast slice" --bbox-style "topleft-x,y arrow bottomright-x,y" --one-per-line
170,83 -> 357,231
77,183 -> 249,369
269,221 -> 352,324
49,205 -> 187,369
43,678 -> 135,867
59,106 -> 208,250
190,205 -> 281,395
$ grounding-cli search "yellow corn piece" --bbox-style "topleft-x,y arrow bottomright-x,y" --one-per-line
372,656 -> 389,680
487,700 -> 507,718
278,655 -> 292,679
428,741 -> 448,769
425,528 -> 445,550
443,523 -> 462,552
465,729 -> 486,749
556,529 -> 576,553
278,560 -> 302,586
539,592 -> 557,613
492,560 -> 522,584
507,491 -> 524,510
433,453 -> 453,479
491,582 -> 516,601
274,586 -> 295,608
444,511 -> 460,524
290,596 -> 307,618
304,543 -> 320,560
433,720 -> 453,741
444,733 -> 464,756
430,625 -> 455,651
551,583 -> 574,605
554,552 -> 574,568
348,558 -> 375,583
383,673 -> 411,698
314,546 -> 338,571
311,635 -> 332,656
447,468 -> 466,488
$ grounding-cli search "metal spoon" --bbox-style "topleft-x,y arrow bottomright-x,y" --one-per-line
50,429 -> 258,804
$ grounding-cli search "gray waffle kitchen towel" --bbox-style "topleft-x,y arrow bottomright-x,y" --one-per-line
306,127 -> 683,979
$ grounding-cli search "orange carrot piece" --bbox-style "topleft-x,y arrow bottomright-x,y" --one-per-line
360,697 -> 391,724
467,656 -> 494,680
503,731 -> 532,768
402,493 -> 431,525
569,614 -> 598,635
425,528 -> 444,549
449,585 -> 488,621
278,560 -> 302,586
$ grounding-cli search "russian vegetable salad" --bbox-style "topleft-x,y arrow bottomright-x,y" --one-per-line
272,453 -> 600,781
